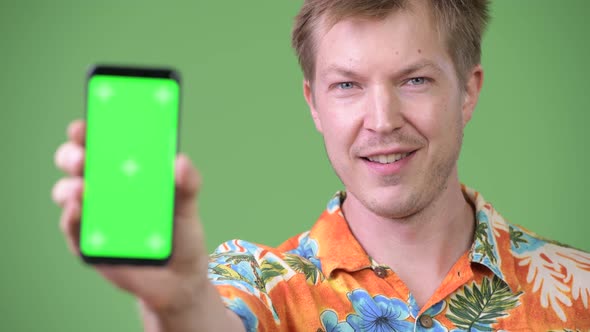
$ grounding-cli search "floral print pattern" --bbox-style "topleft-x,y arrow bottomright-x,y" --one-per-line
345,289 -> 413,331
209,186 -> 590,331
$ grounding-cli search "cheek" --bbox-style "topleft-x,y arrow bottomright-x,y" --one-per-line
401,98 -> 441,140
402,96 -> 461,142
317,99 -> 365,150
320,111 -> 356,153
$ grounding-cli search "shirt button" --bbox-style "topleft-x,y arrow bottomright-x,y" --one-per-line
373,266 -> 387,278
419,314 -> 433,328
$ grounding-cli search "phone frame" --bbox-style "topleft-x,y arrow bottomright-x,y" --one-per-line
80,65 -> 181,266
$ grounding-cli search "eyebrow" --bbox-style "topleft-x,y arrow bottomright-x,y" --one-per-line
320,60 -> 445,80
398,60 -> 444,77
320,65 -> 365,81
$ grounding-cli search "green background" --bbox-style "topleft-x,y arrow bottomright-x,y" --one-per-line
1,1 -> 588,331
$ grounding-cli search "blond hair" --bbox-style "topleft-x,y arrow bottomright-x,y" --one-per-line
291,0 -> 490,86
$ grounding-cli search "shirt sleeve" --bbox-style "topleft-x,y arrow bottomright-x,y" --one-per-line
208,239 -> 281,332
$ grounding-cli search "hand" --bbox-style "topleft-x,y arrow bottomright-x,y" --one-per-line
52,119 -> 210,314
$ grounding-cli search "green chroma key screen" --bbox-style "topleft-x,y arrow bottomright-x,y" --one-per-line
81,69 -> 180,263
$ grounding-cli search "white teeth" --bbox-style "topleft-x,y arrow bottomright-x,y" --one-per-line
367,152 -> 410,164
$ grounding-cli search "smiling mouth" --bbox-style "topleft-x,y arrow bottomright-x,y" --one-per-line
363,151 -> 415,164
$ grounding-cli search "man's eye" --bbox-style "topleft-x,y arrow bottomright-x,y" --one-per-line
407,77 -> 427,85
337,82 -> 355,89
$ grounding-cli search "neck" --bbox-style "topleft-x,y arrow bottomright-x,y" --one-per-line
342,174 -> 475,306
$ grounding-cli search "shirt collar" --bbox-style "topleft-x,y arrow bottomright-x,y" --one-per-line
308,185 -> 516,290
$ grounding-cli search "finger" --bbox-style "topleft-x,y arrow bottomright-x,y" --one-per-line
54,141 -> 85,176
52,177 -> 83,207
174,154 -> 201,219
67,119 -> 86,146
60,200 -> 81,255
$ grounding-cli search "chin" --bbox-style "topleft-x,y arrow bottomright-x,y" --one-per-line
357,185 -> 425,219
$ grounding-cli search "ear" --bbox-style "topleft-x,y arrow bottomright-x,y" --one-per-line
461,65 -> 484,127
303,80 -> 323,133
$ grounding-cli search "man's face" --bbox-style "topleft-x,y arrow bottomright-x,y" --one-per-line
304,3 -> 481,219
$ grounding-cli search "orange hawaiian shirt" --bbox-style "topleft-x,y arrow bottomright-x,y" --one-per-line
209,187 -> 590,331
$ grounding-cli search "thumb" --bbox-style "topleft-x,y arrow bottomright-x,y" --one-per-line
174,154 -> 201,219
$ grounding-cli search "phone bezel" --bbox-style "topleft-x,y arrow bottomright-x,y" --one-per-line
80,65 -> 181,266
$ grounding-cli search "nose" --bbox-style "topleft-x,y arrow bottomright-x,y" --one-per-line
364,84 -> 403,134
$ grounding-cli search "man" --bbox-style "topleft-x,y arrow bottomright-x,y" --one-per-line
52,0 -> 590,331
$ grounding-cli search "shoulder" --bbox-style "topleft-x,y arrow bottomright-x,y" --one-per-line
496,219 -> 590,322
466,186 -> 590,270
208,232 -> 318,285
209,238 -> 287,276
499,219 -> 590,259
210,231 -> 312,259
489,211 -> 590,274
471,194 -> 590,324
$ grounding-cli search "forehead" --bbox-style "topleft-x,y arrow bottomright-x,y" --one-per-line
312,3 -> 453,79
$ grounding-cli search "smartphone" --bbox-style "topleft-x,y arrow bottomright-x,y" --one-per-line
80,65 -> 181,265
